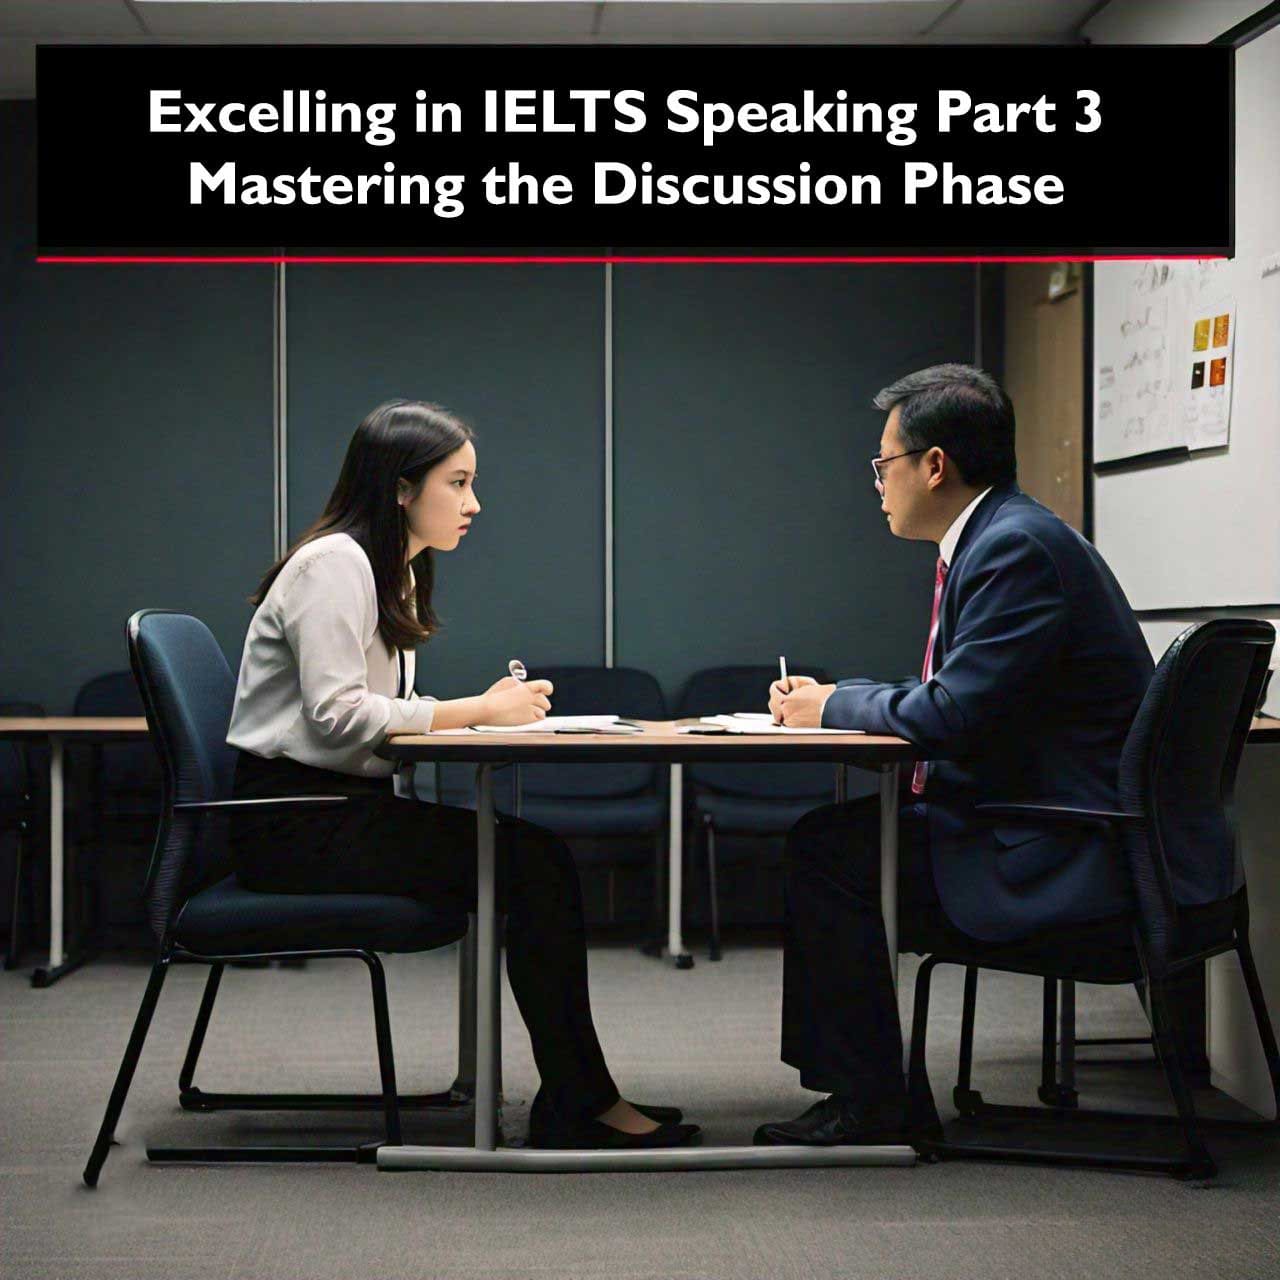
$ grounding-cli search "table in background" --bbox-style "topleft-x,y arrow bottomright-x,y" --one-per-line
0,716 -> 149,986
379,720 -> 921,1173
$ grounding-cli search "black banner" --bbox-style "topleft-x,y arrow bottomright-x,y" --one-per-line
36,44 -> 1233,257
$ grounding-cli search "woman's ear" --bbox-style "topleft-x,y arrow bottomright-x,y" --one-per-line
396,478 -> 411,506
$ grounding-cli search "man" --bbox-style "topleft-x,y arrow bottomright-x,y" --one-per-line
754,364 -> 1153,1146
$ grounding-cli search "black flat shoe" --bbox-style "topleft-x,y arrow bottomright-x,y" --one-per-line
529,1117 -> 702,1151
634,1102 -> 683,1124
529,1089 -> 683,1127
753,1096 -> 906,1147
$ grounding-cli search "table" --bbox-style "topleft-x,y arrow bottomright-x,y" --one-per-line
0,716 -> 150,986
377,720 -> 921,1172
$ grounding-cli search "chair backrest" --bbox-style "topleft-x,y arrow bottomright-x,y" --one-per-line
677,664 -> 836,798
520,665 -> 667,798
73,671 -> 161,796
127,610 -> 239,944
1118,619 -> 1274,969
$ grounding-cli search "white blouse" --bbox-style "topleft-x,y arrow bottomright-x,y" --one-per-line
227,532 -> 437,777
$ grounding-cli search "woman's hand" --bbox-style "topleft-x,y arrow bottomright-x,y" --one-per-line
768,674 -> 816,723
481,677 -> 554,725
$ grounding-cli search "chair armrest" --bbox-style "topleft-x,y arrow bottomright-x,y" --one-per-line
975,802 -> 1144,829
172,795 -> 350,812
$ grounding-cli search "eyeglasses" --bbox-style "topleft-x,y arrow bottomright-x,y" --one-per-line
871,448 -> 926,486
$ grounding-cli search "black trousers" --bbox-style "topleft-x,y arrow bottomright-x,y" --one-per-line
781,794 -> 972,1110
229,751 -> 619,1120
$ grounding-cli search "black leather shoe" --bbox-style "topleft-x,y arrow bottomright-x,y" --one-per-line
753,1096 -> 905,1146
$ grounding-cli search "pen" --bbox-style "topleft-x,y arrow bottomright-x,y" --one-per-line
508,658 -> 527,682
779,655 -> 790,693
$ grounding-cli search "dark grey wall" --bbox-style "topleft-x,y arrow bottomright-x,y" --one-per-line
3,102 -> 980,716
0,103 -> 274,712
613,265 -> 974,705
285,265 -> 606,700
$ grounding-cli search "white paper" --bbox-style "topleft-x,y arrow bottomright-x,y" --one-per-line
697,715 -> 864,736
471,715 -> 637,734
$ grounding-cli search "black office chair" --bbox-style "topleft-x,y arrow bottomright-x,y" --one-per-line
83,611 -> 469,1186
1,701 -> 45,969
678,665 -> 835,960
906,619 -> 1280,1179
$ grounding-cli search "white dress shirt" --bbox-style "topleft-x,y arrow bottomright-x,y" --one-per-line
939,487 -> 993,568
227,532 -> 437,777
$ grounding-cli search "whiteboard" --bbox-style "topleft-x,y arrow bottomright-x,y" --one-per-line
1093,23 -> 1280,610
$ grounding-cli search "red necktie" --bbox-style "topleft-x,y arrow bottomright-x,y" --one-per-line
911,557 -> 948,795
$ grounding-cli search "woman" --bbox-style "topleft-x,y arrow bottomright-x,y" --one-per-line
226,399 -> 697,1150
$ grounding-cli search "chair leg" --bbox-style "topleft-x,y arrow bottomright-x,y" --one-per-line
83,958 -> 170,1187
907,956 -> 944,1141
178,964 -> 224,1097
953,967 -> 982,1115
451,915 -> 478,1102
1234,933 -> 1280,1118
1036,979 -> 1078,1108
179,948 -> 465,1116
1145,970 -> 1215,1179
704,817 -> 722,961
364,952 -> 403,1147
4,821 -> 28,970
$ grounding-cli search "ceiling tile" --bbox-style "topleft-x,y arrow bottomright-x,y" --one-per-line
930,0 -> 1101,38
597,2 -> 952,40
0,1 -> 142,37
137,2 -> 601,39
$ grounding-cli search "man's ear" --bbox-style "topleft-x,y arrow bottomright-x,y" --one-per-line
925,447 -> 948,491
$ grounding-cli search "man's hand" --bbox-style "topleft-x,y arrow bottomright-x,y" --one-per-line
777,681 -> 836,728
769,674 -> 814,722
768,676 -> 835,728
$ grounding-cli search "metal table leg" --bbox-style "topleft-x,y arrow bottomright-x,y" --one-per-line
667,764 -> 692,969
450,915 -> 478,1103
49,736 -> 63,971
473,763 -> 499,1150
880,764 -> 900,986
32,735 -> 92,987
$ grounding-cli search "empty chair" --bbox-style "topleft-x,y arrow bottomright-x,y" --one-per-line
83,611 -> 468,1186
513,666 -> 668,924
678,665 -> 836,960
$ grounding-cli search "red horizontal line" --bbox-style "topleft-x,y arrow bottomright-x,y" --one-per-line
36,254 -> 1224,266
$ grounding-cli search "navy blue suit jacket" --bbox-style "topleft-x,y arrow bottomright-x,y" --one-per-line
822,485 -> 1153,942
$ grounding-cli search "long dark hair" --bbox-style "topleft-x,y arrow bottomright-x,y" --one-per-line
252,400 -> 475,650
